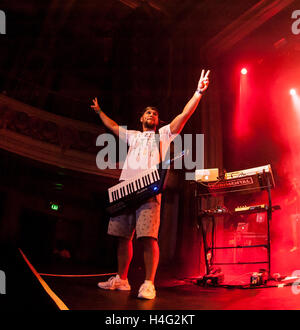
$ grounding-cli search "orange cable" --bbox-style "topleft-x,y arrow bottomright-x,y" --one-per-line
39,272 -> 117,278
18,248 -> 69,311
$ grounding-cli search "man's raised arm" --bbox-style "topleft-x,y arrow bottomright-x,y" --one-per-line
169,69 -> 210,135
90,97 -> 126,140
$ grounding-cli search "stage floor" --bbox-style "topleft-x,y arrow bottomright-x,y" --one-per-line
1,246 -> 300,311
43,271 -> 300,311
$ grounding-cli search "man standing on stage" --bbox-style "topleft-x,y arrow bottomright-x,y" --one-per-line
91,69 -> 210,299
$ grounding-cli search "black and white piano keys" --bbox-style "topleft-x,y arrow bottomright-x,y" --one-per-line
106,153 -> 183,216
108,167 -> 161,203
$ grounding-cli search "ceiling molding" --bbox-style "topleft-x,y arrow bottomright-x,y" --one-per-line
118,0 -> 168,15
202,0 -> 295,59
118,0 -> 139,9
0,94 -> 120,179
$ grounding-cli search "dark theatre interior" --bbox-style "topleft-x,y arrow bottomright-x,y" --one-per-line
1,0 -> 300,312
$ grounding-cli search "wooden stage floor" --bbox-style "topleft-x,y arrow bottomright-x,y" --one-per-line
1,245 -> 300,313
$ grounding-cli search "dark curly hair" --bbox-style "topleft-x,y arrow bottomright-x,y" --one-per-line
138,106 -> 166,131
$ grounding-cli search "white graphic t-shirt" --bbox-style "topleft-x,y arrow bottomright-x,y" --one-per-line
119,124 -> 177,181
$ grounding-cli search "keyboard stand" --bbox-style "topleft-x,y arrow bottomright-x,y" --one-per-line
196,174 -> 279,280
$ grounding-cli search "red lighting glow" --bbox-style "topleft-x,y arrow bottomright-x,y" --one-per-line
235,66 -> 252,138
290,88 -> 300,114
232,55 -> 300,282
241,68 -> 247,75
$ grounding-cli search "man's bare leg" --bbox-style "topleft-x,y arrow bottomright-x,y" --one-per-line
117,237 -> 133,280
141,237 -> 159,283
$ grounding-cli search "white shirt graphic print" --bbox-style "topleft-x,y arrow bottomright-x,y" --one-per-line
119,124 -> 177,181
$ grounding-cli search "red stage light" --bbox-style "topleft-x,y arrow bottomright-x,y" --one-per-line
290,88 -> 297,96
241,68 -> 247,75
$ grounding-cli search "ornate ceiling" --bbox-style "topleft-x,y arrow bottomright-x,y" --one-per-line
1,0 -> 296,124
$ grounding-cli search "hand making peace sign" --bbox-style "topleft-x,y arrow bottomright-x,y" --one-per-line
197,69 -> 210,93
91,97 -> 101,113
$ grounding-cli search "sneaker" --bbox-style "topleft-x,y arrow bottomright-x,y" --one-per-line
137,281 -> 156,300
97,275 -> 131,291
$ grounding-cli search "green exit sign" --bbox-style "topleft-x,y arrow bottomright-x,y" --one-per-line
50,203 -> 60,211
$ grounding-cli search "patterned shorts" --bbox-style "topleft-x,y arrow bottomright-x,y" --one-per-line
107,194 -> 161,240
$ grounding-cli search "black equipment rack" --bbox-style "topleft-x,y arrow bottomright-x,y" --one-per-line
196,171 -> 279,279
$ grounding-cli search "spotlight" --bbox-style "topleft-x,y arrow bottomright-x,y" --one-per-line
241,68 -> 247,75
290,89 -> 297,96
